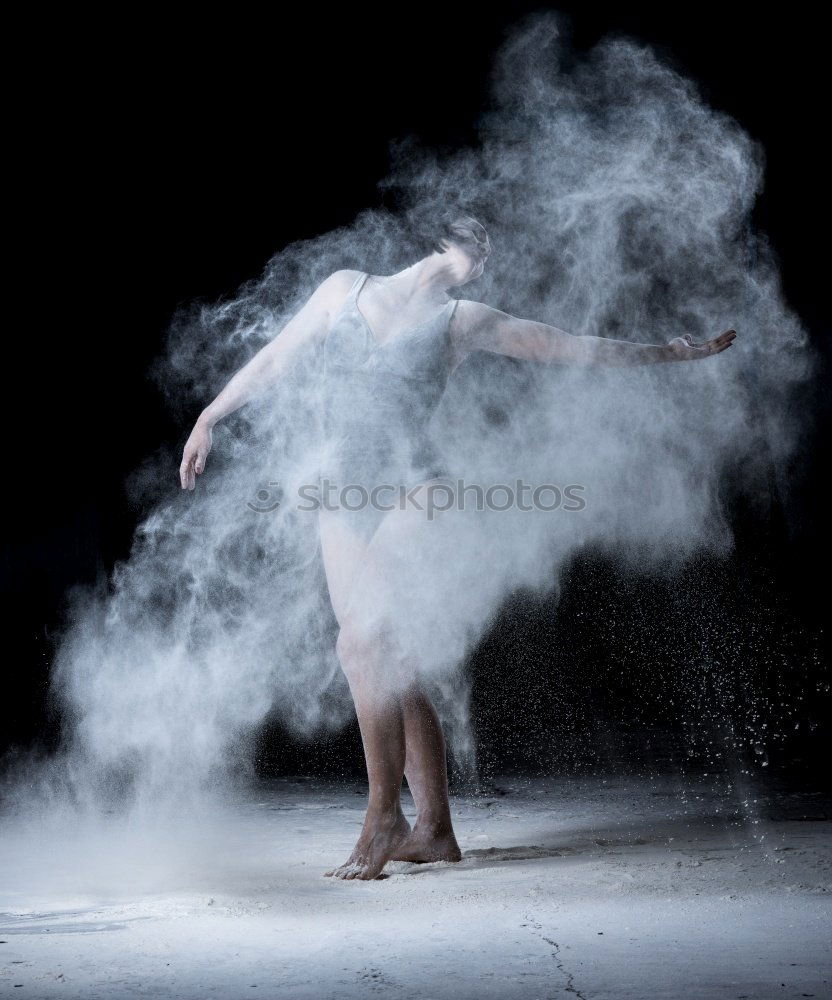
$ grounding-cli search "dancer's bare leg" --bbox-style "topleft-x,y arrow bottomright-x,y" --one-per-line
323,648 -> 412,880
319,509 -> 409,879
319,502 -> 462,878
367,485 -> 461,860
394,688 -> 462,862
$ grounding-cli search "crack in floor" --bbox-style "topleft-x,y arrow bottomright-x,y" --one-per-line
524,915 -> 588,1000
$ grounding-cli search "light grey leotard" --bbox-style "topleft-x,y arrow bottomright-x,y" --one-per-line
319,271 -> 458,539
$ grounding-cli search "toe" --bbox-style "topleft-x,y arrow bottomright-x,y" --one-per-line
325,856 -> 357,878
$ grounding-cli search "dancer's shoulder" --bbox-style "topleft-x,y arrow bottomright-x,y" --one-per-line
312,269 -> 364,317
448,299 -> 502,348
315,269 -> 362,305
328,268 -> 365,289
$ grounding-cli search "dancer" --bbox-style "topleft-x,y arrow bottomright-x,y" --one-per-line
179,215 -> 736,879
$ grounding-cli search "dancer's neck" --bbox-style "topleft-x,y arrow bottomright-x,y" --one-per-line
382,255 -> 454,302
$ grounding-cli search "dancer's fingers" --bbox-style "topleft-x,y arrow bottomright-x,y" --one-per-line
702,331 -> 736,355
711,337 -> 734,354
180,456 -> 193,490
712,329 -> 737,348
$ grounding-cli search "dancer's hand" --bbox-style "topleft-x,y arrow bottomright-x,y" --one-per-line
668,329 -> 737,361
180,418 -> 213,491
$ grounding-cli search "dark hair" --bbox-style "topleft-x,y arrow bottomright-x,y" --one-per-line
407,212 -> 492,261
432,214 -> 491,260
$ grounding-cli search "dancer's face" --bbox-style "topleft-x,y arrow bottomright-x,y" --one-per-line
439,239 -> 490,286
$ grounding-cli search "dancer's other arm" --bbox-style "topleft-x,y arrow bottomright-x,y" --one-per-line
179,270 -> 350,490
454,301 -> 736,367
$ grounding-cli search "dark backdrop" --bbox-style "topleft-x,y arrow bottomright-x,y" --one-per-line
4,5 -> 829,788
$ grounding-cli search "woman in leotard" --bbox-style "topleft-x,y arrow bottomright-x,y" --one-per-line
179,215 -> 736,879
316,266 -> 459,543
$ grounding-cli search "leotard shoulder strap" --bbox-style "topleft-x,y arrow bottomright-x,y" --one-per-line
350,271 -> 370,298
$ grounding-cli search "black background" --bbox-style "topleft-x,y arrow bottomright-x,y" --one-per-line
4,5 -> 829,787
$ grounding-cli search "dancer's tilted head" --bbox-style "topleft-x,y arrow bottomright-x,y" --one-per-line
437,215 -> 491,283
408,211 -> 491,286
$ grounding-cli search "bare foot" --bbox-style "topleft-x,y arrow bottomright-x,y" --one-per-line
390,821 -> 463,864
324,809 -> 412,880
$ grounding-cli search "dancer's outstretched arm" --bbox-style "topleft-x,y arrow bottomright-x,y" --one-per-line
454,301 -> 736,367
179,270 -> 347,490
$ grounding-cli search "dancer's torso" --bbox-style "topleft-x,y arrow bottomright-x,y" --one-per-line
320,271 -> 458,489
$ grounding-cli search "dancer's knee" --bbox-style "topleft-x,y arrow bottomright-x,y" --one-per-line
335,614 -> 414,693
335,620 -> 386,684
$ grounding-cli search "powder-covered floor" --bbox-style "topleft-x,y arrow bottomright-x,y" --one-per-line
0,774 -> 829,999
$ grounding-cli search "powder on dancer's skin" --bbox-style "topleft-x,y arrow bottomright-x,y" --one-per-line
4,11 -> 811,817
